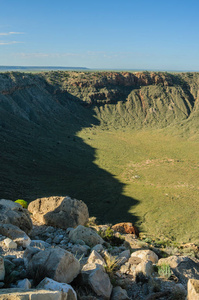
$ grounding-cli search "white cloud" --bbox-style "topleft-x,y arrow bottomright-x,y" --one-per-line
0,41 -> 24,45
0,32 -> 24,36
15,52 -> 84,58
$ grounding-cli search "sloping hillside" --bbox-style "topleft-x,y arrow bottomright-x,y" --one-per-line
0,71 -> 199,242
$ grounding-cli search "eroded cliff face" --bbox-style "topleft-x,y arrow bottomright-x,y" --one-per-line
0,71 -> 199,131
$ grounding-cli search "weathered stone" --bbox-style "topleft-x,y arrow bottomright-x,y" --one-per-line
30,240 -> 51,250
128,256 -> 142,265
0,256 -> 5,281
117,250 -> 131,266
17,278 -> 31,289
131,250 -> 158,264
92,244 -> 104,253
187,279 -> 199,300
0,289 -> 63,300
112,222 -> 139,237
28,196 -> 89,229
111,286 -> 130,300
69,225 -> 104,247
87,250 -> 106,266
4,259 -> 15,275
0,224 -> 31,247
25,247 -> 80,283
118,250 -> 130,260
82,263 -> 112,299
124,234 -> 148,250
4,238 -> 17,249
134,260 -> 153,277
0,199 -> 32,234
71,244 -> 90,257
37,277 -> 77,300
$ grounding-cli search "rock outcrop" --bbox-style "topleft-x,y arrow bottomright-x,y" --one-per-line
28,196 -> 89,229
0,224 -> 31,248
25,247 -> 80,284
69,225 -> 104,247
0,199 -> 32,234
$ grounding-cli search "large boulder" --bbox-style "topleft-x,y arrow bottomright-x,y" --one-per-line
0,289 -> 64,300
25,246 -> 80,284
111,286 -> 130,300
131,250 -> 158,264
0,224 -> 31,247
37,277 -> 77,300
28,196 -> 89,229
0,199 -> 32,234
82,263 -> 112,299
187,279 -> 199,300
69,225 -> 104,247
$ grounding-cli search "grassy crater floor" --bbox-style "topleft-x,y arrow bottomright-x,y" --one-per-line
77,127 -> 199,243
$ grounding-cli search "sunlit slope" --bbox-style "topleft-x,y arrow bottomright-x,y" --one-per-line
77,128 -> 199,242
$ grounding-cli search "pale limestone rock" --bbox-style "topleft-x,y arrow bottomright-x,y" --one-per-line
111,286 -> 130,300
0,224 -> 31,247
4,238 -> 17,249
0,199 -> 32,234
82,263 -> 112,299
131,249 -> 158,264
25,247 -> 80,283
0,289 -> 62,300
134,260 -> 153,277
157,255 -> 189,268
69,225 -> 104,247
17,278 -> 31,289
28,196 -> 89,229
37,277 -> 77,300
87,250 -> 106,266
0,256 -> 5,281
187,279 -> 199,300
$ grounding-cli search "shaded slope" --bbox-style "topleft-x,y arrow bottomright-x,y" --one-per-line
0,72 -> 139,224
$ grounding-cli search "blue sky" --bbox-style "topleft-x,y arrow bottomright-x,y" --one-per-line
0,0 -> 199,70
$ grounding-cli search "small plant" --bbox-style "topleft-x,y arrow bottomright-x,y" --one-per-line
98,227 -> 123,246
157,263 -> 172,279
104,255 -> 122,276
15,199 -> 28,208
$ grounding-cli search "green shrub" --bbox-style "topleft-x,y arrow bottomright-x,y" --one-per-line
157,263 -> 172,279
15,199 -> 28,209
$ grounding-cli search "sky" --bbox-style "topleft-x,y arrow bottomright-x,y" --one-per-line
0,0 -> 199,70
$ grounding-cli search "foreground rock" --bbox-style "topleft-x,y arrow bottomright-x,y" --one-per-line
25,246 -> 80,283
0,224 -> 31,247
0,199 -> 32,234
0,256 -> 5,281
187,279 -> 199,300
69,225 -> 104,247
0,288 -> 65,299
111,286 -> 130,300
131,249 -> 158,264
82,263 -> 112,299
37,277 -> 77,300
28,196 -> 89,229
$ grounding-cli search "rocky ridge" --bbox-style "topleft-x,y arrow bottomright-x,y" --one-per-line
0,196 -> 199,299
